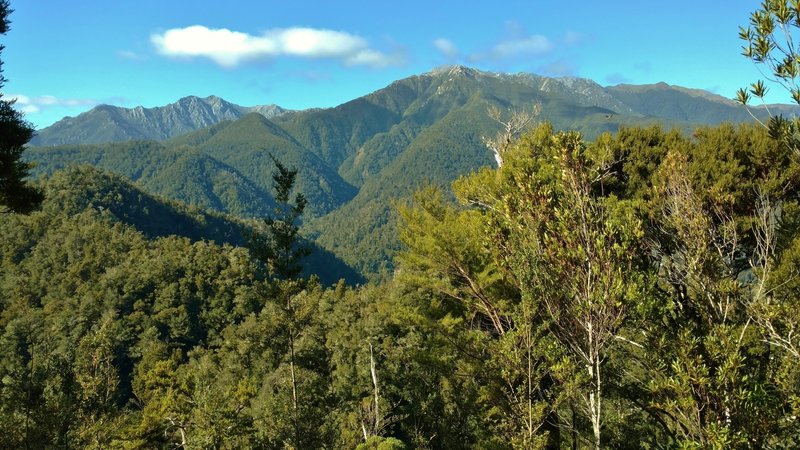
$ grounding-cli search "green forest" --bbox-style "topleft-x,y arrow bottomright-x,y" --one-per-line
5,1 -> 800,449
4,122 -> 800,448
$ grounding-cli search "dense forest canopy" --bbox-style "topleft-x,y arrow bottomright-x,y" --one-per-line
4,1 -> 800,448
25,64 -> 800,281
3,121 -> 800,448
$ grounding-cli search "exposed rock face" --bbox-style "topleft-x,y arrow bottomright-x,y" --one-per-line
31,95 -> 289,146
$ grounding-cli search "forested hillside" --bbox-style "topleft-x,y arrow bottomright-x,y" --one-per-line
4,121 -> 800,448
27,66 -> 797,279
8,0 -> 800,446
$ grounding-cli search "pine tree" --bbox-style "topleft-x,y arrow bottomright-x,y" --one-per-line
0,0 -> 42,214
251,156 -> 310,280
249,156 -> 314,447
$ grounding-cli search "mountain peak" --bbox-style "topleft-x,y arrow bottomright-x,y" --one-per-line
32,67 -> 794,149
202,95 -> 230,109
31,95 -> 289,146
556,76 -> 602,88
428,64 -> 486,78
175,95 -> 203,103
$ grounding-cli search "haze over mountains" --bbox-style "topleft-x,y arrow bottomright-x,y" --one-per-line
26,65 -> 795,279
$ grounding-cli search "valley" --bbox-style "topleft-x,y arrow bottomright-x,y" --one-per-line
26,65 -> 794,280
7,1 -> 800,447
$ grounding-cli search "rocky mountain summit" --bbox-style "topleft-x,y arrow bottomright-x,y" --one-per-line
30,95 -> 289,146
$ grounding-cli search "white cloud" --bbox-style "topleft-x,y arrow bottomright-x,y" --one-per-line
9,94 -> 30,103
433,38 -> 459,59
8,94 -> 101,114
151,25 -> 404,68
491,35 -> 553,58
36,95 -> 58,106
344,49 -> 400,68
276,27 -> 363,58
465,32 -> 556,64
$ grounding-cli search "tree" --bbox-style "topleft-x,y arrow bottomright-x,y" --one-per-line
249,157 -> 319,447
738,0 -> 800,106
735,0 -> 800,153
483,105 -> 539,168
397,124 -> 650,449
458,126 -> 646,450
737,0 -> 800,368
0,0 -> 42,214
398,186 -> 561,449
251,156 -> 310,280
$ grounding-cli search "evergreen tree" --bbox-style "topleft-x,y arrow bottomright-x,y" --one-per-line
0,0 -> 42,214
251,156 -> 310,279
248,157 -> 322,448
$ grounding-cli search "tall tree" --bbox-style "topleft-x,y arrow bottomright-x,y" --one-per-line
0,0 -> 42,214
249,157 -> 317,447
398,186 -> 561,448
251,156 -> 310,280
455,124 -> 648,449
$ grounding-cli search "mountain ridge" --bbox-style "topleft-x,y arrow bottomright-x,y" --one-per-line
31,66 -> 798,149
30,95 -> 291,146
26,65 -> 800,280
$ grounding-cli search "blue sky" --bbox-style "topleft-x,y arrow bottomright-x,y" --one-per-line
2,1 -> 776,128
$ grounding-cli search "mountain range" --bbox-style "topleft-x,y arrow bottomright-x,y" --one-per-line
26,65 -> 796,280
30,95 -> 289,146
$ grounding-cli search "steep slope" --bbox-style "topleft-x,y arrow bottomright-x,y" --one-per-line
167,113 -> 358,217
35,165 -> 364,285
310,101 -> 499,276
139,151 -> 277,218
26,140 -> 182,182
26,66 -> 800,281
604,82 -> 784,124
279,66 -> 638,188
306,66 -> 799,279
25,141 -> 277,218
42,165 -> 252,245
31,95 -> 289,146
333,68 -> 492,186
27,114 -> 359,218
271,77 -> 430,172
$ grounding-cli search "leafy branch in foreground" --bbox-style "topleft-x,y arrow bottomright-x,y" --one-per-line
737,0 -> 800,150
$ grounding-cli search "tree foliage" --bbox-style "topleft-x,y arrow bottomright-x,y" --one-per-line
398,122 -> 800,448
737,0 -> 800,153
251,157 -> 310,280
0,0 -> 42,214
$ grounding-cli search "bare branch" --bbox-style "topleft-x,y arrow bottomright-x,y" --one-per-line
483,105 -> 540,167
